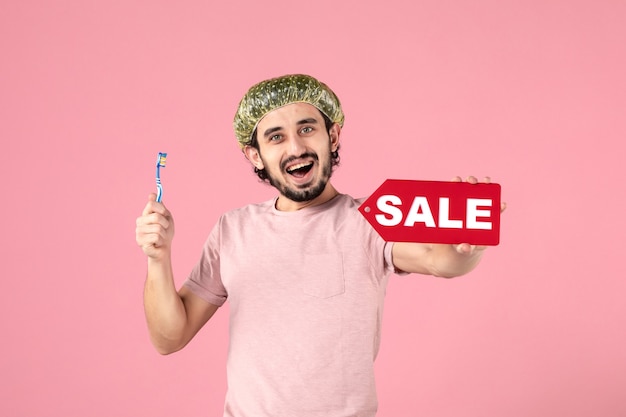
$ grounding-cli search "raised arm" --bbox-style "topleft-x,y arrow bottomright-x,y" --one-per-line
136,193 -> 218,354
392,241 -> 488,278
391,176 -> 506,278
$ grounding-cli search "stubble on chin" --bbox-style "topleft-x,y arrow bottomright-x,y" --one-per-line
267,156 -> 333,203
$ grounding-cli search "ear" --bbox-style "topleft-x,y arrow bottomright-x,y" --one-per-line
243,145 -> 264,170
329,123 -> 341,152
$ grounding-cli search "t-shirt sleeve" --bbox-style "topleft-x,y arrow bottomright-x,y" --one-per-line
183,218 -> 228,307
358,212 -> 408,278
353,196 -> 408,278
384,241 -> 410,276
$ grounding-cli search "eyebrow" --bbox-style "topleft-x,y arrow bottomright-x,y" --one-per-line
262,126 -> 282,139
262,118 -> 320,139
297,117 -> 319,126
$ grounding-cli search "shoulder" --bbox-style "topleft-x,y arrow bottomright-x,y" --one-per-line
222,198 -> 275,219
328,194 -> 375,232
334,194 -> 372,223
334,193 -> 364,210
213,199 -> 275,233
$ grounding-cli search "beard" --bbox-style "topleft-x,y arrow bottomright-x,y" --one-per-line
264,151 -> 333,203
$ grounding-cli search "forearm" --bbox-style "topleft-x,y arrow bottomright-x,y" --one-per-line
143,256 -> 188,354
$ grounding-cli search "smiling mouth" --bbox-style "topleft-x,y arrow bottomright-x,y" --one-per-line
286,161 -> 314,178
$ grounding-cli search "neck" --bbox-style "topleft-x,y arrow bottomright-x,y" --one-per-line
275,183 -> 339,212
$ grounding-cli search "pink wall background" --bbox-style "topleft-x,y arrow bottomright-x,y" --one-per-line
2,1 -> 625,416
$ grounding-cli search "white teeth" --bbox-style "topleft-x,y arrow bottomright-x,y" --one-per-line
287,162 -> 313,172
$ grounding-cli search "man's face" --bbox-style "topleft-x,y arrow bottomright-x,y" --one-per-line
246,103 -> 340,204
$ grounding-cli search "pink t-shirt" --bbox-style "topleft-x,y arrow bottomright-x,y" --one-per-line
184,194 -> 398,417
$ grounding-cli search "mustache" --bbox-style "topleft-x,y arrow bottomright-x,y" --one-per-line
281,152 -> 318,171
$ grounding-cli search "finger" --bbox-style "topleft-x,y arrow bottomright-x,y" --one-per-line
138,222 -> 169,238
455,243 -> 488,254
451,176 -> 462,182
136,219 -> 161,236
500,201 -> 507,213
137,229 -> 157,247
146,212 -> 170,228
466,176 -> 478,184
142,194 -> 169,217
139,233 -> 162,251
455,243 -> 472,254
137,225 -> 169,248
141,196 -> 157,216
483,176 -> 491,184
136,226 -> 158,247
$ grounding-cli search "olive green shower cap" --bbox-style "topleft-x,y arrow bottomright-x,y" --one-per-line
233,74 -> 345,149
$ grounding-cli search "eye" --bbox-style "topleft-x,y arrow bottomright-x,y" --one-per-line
300,126 -> 314,134
269,134 -> 282,142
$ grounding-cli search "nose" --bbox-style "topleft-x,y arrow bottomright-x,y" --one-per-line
286,133 -> 307,155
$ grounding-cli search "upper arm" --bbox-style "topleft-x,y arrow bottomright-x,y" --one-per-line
391,241 -> 436,276
177,285 -> 221,349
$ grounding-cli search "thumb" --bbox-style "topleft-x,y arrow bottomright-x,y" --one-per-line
142,193 -> 162,216
149,192 -> 171,217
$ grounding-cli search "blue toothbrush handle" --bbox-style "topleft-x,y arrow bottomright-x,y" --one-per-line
155,152 -> 167,203
156,182 -> 163,202
156,165 -> 163,202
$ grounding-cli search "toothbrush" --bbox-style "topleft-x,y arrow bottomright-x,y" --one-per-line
155,152 -> 167,202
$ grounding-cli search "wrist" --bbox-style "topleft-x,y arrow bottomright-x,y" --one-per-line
147,253 -> 172,269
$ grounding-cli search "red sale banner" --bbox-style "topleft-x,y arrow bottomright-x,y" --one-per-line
359,179 -> 501,245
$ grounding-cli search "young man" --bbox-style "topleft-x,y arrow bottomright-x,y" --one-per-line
136,74 -> 501,416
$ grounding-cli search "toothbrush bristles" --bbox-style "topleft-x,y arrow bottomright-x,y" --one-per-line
158,153 -> 167,167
